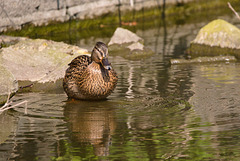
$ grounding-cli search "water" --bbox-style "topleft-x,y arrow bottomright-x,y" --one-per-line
1,14 -> 240,160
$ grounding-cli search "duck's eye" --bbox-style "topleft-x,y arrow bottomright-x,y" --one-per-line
107,66 -> 112,70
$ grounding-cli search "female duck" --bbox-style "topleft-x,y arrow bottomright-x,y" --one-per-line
63,42 -> 118,100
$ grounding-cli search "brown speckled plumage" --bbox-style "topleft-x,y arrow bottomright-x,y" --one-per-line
63,42 -> 118,100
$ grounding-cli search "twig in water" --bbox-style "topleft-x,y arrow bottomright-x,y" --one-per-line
19,83 -> 33,90
0,101 -> 28,114
228,2 -> 240,20
0,92 -> 28,114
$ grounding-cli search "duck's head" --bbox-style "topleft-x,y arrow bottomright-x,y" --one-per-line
91,42 -> 112,70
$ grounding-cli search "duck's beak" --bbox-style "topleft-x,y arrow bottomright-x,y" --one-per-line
101,58 -> 112,70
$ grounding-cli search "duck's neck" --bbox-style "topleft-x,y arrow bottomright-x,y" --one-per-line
88,61 -> 101,73
89,61 -> 110,81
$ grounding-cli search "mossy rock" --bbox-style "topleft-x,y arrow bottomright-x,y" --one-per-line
0,65 -> 18,105
188,43 -> 240,58
188,19 -> 240,58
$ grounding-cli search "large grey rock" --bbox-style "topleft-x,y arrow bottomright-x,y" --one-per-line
0,65 -> 18,105
189,19 -> 240,58
192,19 -> 240,49
0,38 -> 89,92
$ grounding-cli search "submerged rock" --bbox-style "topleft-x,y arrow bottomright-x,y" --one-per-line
170,56 -> 237,65
188,19 -> 240,58
108,27 -> 154,60
0,38 -> 89,92
0,65 -> 18,105
0,111 -> 15,143
127,42 -> 144,51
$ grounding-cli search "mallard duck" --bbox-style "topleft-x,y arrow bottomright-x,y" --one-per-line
63,42 -> 118,100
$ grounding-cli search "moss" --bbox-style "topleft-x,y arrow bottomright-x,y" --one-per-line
192,19 -> 240,49
187,43 -> 240,58
201,19 -> 240,34
1,0 -> 240,43
188,18 -> 240,58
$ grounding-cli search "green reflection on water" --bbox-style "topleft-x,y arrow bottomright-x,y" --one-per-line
51,103 -> 240,160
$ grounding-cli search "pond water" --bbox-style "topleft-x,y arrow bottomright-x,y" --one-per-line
1,13 -> 240,161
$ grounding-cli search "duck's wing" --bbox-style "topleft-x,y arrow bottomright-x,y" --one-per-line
64,55 -> 91,81
68,55 -> 91,69
63,55 -> 91,98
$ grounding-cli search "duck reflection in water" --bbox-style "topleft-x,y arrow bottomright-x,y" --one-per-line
64,100 -> 116,157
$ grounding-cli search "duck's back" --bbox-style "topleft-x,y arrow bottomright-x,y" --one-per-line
63,55 -> 91,98
68,55 -> 91,70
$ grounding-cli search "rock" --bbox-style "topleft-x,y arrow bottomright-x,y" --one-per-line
0,111 -> 15,143
0,65 -> 18,105
127,42 -> 144,51
108,27 -> 143,46
192,19 -> 240,48
188,19 -> 240,58
0,38 -> 89,92
0,35 -> 28,46
108,27 -> 154,60
170,56 -> 237,65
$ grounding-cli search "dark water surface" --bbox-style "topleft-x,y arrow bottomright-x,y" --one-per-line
1,15 -> 240,160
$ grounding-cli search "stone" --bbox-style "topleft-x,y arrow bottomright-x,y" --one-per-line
189,19 -> 240,58
0,111 -> 15,143
170,56 -> 237,65
108,27 -> 143,46
0,35 -> 28,46
0,65 -> 18,105
127,42 -> 144,51
192,19 -> 240,49
108,27 -> 154,60
0,38 -> 89,92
